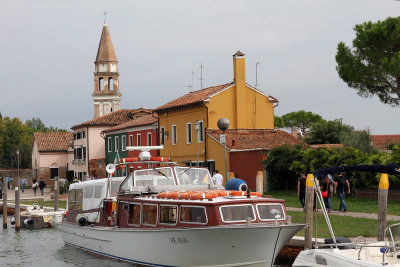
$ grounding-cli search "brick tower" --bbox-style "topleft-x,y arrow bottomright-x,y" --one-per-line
93,20 -> 121,119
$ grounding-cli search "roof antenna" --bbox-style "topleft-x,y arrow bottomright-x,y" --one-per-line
255,61 -> 260,88
200,64 -> 205,90
103,11 -> 108,25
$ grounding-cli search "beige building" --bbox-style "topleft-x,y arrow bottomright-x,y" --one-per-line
31,132 -> 73,185
70,109 -> 149,179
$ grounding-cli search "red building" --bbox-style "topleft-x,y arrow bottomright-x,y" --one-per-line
207,129 -> 304,190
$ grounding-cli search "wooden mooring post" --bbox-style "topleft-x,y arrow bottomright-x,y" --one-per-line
304,174 -> 314,250
2,182 -> 7,229
256,171 -> 264,195
54,176 -> 59,211
378,173 -> 389,241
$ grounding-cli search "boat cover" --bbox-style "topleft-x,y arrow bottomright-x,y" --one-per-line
315,163 -> 400,178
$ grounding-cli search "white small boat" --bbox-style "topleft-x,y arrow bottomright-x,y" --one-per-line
293,164 -> 400,267
58,146 -> 305,266
12,203 -> 65,229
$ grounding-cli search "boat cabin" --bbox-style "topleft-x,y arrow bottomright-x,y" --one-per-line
65,159 -> 289,229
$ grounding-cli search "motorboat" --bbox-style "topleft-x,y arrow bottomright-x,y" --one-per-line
10,203 -> 64,229
293,164 -> 400,267
58,146 -> 305,267
293,223 -> 400,266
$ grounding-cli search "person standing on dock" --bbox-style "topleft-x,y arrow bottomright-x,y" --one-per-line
297,170 -> 307,211
212,170 -> 223,186
334,172 -> 350,212
39,178 -> 46,196
20,177 -> 26,192
32,179 -> 38,196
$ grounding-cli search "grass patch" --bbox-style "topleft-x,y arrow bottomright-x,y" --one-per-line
270,190 -> 400,215
289,211 -> 396,238
16,200 -> 67,210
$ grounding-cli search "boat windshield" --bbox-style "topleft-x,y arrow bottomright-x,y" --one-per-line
387,223 -> 400,248
134,167 -> 175,187
175,167 -> 212,185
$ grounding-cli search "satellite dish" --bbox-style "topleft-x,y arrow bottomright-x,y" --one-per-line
106,164 -> 115,174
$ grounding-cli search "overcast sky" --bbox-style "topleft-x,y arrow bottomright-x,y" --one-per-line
1,0 -> 400,134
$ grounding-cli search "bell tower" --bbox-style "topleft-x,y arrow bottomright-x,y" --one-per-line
93,20 -> 121,119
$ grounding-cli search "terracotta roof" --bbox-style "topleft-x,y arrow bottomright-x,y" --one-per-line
71,109 -> 150,130
95,22 -> 117,63
371,135 -> 400,150
207,129 -> 304,151
33,132 -> 73,152
310,144 -> 344,149
102,114 -> 158,133
155,82 -> 234,112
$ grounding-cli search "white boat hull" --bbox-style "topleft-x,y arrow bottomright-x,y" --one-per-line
58,222 -> 304,267
293,247 -> 400,267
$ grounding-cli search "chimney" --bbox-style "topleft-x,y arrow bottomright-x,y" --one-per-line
233,50 -> 246,86
233,51 -> 246,128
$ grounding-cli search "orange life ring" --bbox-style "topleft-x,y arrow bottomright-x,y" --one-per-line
166,191 -> 181,199
157,192 -> 168,198
250,192 -> 261,198
120,157 -> 139,163
229,191 -> 246,197
150,157 -> 170,162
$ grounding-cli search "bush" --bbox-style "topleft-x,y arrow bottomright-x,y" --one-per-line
263,144 -> 400,191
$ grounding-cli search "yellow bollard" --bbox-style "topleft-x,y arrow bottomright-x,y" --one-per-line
378,173 -> 389,241
304,173 -> 314,249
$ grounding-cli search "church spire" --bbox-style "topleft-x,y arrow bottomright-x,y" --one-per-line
93,21 -> 121,119
95,21 -> 117,63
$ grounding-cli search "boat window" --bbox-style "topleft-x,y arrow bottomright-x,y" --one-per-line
119,172 -> 133,193
220,205 -> 255,223
175,167 -> 212,185
159,205 -> 177,225
134,167 -> 175,187
68,189 -> 83,211
110,181 -> 121,197
142,204 -> 158,226
180,206 -> 207,224
127,203 -> 141,226
84,185 -> 94,198
386,223 -> 400,249
94,185 -> 103,198
256,204 -> 285,221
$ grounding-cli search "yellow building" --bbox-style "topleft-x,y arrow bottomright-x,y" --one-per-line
154,51 -> 279,184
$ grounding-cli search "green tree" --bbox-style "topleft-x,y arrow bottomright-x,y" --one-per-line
263,145 -> 303,191
340,129 -> 375,153
274,116 -> 284,128
26,117 -> 48,133
306,119 -> 353,144
336,16 -> 400,106
281,110 -> 323,133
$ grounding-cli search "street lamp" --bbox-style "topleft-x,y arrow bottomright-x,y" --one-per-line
15,150 -> 20,231
217,118 -> 230,181
194,121 -> 201,167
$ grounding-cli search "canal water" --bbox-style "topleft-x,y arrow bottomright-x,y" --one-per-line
0,220 -> 131,267
0,218 -> 289,267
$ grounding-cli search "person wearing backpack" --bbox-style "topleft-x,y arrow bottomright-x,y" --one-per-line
334,172 -> 350,212
297,170 -> 307,210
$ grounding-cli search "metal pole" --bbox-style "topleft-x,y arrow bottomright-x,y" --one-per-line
54,176 -> 59,211
224,132 -> 228,181
15,151 -> 20,231
196,134 -> 199,167
2,179 -> 7,229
